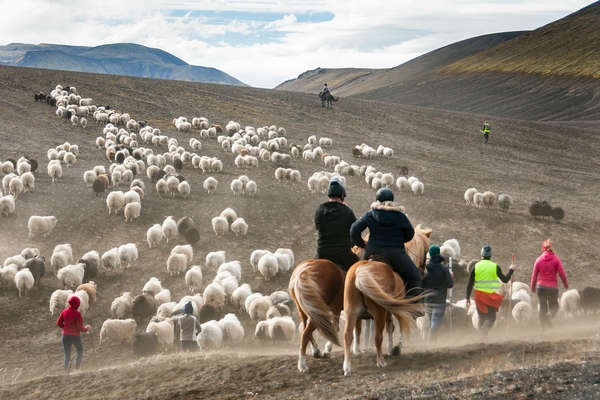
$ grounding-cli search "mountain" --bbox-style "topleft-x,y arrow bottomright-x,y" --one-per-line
275,31 -> 526,97
0,43 -> 246,86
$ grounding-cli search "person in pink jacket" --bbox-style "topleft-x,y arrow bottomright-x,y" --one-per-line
530,239 -> 568,328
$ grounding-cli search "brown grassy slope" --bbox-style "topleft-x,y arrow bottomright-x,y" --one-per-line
443,2 -> 600,78
0,65 -> 599,386
276,32 -> 524,97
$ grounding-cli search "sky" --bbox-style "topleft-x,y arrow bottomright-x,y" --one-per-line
0,0 -> 593,88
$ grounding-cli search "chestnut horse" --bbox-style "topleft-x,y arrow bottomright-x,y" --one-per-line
289,259 -> 345,373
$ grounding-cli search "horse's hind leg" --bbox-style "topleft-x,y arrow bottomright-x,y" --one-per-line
299,319 -> 318,373
343,308 -> 358,376
373,309 -> 388,368
385,313 -> 395,356
352,320 -> 362,354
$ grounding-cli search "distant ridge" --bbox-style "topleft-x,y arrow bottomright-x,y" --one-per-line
0,42 -> 246,86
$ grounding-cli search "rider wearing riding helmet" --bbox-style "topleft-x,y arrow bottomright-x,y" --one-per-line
322,83 -> 330,95
350,188 -> 422,296
314,177 -> 359,271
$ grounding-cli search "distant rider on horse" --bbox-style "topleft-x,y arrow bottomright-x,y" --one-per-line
350,188 -> 423,297
481,121 -> 491,143
314,178 -> 359,271
321,83 -> 330,96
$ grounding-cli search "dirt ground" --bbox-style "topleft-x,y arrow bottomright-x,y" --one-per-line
0,65 -> 599,399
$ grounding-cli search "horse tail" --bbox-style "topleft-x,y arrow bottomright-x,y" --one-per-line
354,265 -> 424,336
293,268 -> 340,346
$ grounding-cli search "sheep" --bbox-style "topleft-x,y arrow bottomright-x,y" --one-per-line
268,316 -> 296,341
93,175 -> 109,196
0,195 -> 15,217
411,180 -> 424,195
162,216 -> 178,243
23,256 -> 45,284
50,250 -> 72,274
218,313 -> 245,344
275,248 -> 294,267
464,188 -> 477,205
230,179 -> 243,195
206,251 -> 226,269
99,319 -> 137,346
166,176 -> 179,197
106,191 -> 125,215
124,189 -> 141,205
559,289 -> 581,318
217,261 -> 242,281
122,201 -> 141,223
203,282 -> 226,309
250,249 -> 269,272
245,180 -> 257,196
83,170 -> 97,187
4,254 -> 26,269
101,247 -> 121,270
156,178 -> 168,197
497,194 -> 513,212
177,216 -> 195,236
258,253 -> 279,280
580,287 -> 600,314
248,295 -> 273,321
231,284 -> 252,309
197,320 -> 223,350
111,292 -> 134,319
220,207 -> 238,223
47,162 -> 62,182
28,216 -> 58,238
76,281 -> 97,304
185,266 -> 204,293
147,224 -> 164,248
512,301 -> 533,324
482,191 -> 497,208
146,319 -> 174,349
177,181 -> 191,198
203,177 -> 218,194
269,290 -> 292,306
167,253 -> 187,276
156,302 -> 177,321
14,268 -> 35,297
20,247 -> 40,260
7,175 -> 23,198
473,192 -> 485,208
73,289 -> 90,315
118,243 -> 138,268
440,239 -> 461,261
230,218 -> 248,237
211,216 -> 229,237
132,293 -> 157,322
142,277 -> 162,296
49,289 -> 73,315
171,244 -> 193,265
57,263 -> 85,289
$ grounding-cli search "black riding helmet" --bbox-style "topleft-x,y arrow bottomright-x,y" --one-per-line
481,245 -> 492,258
328,177 -> 346,199
376,187 -> 394,202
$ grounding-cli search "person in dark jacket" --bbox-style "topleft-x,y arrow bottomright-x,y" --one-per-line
350,188 -> 422,295
57,296 -> 90,373
422,245 -> 453,340
315,177 -> 359,271
173,301 -> 202,351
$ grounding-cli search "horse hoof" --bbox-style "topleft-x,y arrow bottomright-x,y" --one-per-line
298,366 -> 309,374
312,349 -> 322,359
377,360 -> 387,369
343,369 -> 351,377
392,346 -> 401,356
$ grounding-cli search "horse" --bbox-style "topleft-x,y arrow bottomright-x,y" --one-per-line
289,259 -> 345,373
319,91 -> 338,108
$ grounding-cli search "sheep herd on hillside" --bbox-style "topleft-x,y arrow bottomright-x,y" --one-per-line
0,82 -> 588,365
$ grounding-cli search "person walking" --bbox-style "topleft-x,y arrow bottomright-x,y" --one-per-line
173,301 -> 202,351
481,121 -> 491,143
530,239 -> 568,328
314,177 -> 359,271
56,295 -> 91,373
422,245 -> 454,340
350,188 -> 422,296
466,245 -> 516,335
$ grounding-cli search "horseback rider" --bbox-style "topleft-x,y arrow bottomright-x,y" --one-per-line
466,245 -> 516,335
481,121 -> 491,143
314,177 -> 359,271
350,188 -> 422,296
321,83 -> 330,97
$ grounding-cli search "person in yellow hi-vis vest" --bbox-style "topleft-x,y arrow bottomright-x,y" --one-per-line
481,121 -> 491,143
466,245 -> 516,334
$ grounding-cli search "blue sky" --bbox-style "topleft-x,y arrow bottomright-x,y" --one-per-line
0,0 -> 593,87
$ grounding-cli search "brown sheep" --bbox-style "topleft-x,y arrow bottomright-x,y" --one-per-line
76,281 -> 97,304
94,174 -> 110,196
238,148 -> 250,156
106,147 -> 116,161
212,124 -> 223,134
131,186 -> 145,200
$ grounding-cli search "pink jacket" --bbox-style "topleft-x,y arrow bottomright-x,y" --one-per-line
530,251 -> 568,291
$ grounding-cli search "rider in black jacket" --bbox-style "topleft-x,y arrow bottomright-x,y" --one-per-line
350,188 -> 422,295
314,178 -> 359,271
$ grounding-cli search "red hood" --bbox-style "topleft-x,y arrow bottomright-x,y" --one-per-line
541,251 -> 555,261
68,296 -> 80,309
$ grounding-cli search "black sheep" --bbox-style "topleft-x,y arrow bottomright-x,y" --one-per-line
177,216 -> 194,235
198,303 -> 220,324
174,159 -> 183,172
132,294 -> 157,322
184,228 -> 200,246
24,256 -> 45,285
115,152 -> 125,164
133,332 -> 160,357
176,175 -> 186,182
93,177 -> 107,196
79,258 -> 98,283
581,287 -> 600,314
25,157 -> 38,173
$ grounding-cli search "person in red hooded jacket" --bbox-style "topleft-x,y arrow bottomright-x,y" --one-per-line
57,295 -> 90,372
530,239 -> 568,328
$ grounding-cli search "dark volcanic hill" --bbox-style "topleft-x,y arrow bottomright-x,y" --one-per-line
0,42 -> 246,86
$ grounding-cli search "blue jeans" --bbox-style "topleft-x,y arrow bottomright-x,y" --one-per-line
425,302 -> 446,339
62,334 -> 83,372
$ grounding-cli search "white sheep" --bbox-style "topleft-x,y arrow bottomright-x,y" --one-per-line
4,255 -> 25,269
230,179 -> 243,195
178,181 -> 191,198
73,289 -> 90,316
101,247 -> 121,270
205,250 -> 226,270
473,192 -> 485,208
230,218 -> 248,237
250,250 -> 269,272
83,170 -> 97,187
269,290 -> 291,305
156,178 -> 168,197
274,252 -> 292,273
212,216 -> 229,237
203,282 -> 226,309
185,266 -> 204,293
197,320 -> 223,350
47,162 -> 62,183
142,277 -> 162,296
248,295 -> 272,320
155,288 -> 172,305
0,195 -> 15,217
512,301 -> 533,324
146,224 -> 164,248
20,247 -> 40,260
8,176 -> 23,199
21,172 -> 35,192
440,239 -> 461,261
162,216 -> 178,243
14,268 -> 35,297
275,248 -> 294,267
111,292 -> 133,319
124,201 -> 141,222
245,180 -> 257,196
49,289 -> 73,315
118,243 -> 138,268
268,316 -> 296,341
106,191 -> 125,215
28,216 -> 58,238
124,190 -> 141,204
171,245 -> 193,265
99,319 -> 137,345
464,188 -> 477,205
231,284 -> 252,309
258,253 -> 278,280
218,313 -> 245,344
57,263 -> 85,289
411,180 -> 424,195
146,319 -> 174,349
559,289 -> 581,318
217,261 -> 242,281
203,177 -> 218,194
482,191 -> 497,208
156,302 -> 177,321
167,253 -> 187,276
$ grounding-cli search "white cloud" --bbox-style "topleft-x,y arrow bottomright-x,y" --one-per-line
0,0 -> 593,87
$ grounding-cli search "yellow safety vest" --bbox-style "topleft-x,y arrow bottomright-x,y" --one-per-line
483,124 -> 490,134
474,259 -> 500,293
